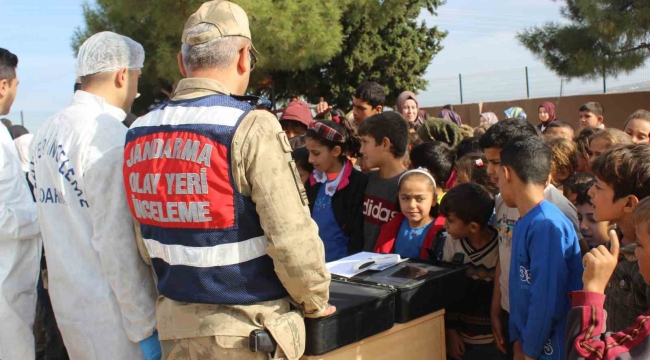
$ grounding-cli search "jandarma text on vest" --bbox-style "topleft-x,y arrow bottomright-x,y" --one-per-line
125,138 -> 213,168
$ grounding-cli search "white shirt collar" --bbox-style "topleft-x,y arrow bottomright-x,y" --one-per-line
71,90 -> 127,122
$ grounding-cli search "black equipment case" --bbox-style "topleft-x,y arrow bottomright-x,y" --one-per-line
303,280 -> 396,356
350,259 -> 468,323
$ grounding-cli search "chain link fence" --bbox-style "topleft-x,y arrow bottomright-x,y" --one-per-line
420,65 -> 650,107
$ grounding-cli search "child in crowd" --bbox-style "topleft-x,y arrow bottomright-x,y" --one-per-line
623,109 -> 650,144
579,102 -> 605,129
478,119 -> 586,358
304,120 -> 368,262
358,112 -> 409,251
456,136 -> 482,160
498,136 -> 583,360
565,198 -> 650,359
352,81 -> 385,125
563,173 -> 597,206
375,169 -> 445,259
537,101 -> 557,133
455,153 -> 498,196
545,120 -> 574,141
279,100 -> 312,139
573,174 -> 610,249
473,123 -> 490,138
589,144 -> 650,332
587,128 -> 632,169
291,146 -> 313,184
546,137 -> 579,189
410,141 -> 455,204
573,127 -> 602,173
435,183 -> 504,360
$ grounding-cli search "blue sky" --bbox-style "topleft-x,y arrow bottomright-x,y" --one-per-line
2,0 -> 647,132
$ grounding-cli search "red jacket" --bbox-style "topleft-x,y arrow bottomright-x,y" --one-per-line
374,214 -> 446,259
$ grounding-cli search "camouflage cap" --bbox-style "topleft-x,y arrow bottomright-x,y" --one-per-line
182,1 -> 253,46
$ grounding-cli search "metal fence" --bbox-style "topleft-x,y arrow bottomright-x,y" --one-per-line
419,65 -> 650,107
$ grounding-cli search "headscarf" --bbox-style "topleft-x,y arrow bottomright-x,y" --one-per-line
539,101 -> 557,124
417,117 -> 463,148
396,91 -> 418,114
14,134 -> 33,173
504,107 -> 527,120
480,112 -> 499,125
439,109 -> 462,126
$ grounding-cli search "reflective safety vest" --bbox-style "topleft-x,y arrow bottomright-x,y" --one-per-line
123,95 -> 288,305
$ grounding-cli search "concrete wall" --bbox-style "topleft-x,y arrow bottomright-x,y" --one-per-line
421,91 -> 650,130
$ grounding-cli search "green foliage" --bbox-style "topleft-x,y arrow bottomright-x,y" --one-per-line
518,0 -> 650,79
73,0 -> 446,112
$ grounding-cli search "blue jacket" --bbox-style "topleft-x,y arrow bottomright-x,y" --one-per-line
509,201 -> 583,359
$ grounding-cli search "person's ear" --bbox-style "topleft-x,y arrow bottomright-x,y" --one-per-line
374,105 -> 383,114
468,222 -> 481,234
597,116 -> 604,125
502,166 -> 512,183
332,145 -> 342,158
116,68 -> 128,88
381,136 -> 391,150
237,45 -> 249,74
177,52 -> 188,77
623,195 -> 640,213
0,79 -> 7,98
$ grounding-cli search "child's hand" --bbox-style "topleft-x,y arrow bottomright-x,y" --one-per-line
446,329 -> 465,360
583,230 -> 620,294
513,340 -> 525,360
490,311 -> 506,354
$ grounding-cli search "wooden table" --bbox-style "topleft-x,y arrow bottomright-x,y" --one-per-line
301,309 -> 446,360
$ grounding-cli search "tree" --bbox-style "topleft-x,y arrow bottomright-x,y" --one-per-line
73,0 -> 446,112
261,0 -> 447,108
518,0 -> 650,79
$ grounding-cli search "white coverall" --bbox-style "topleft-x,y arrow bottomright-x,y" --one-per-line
0,125 -> 41,360
30,91 -> 157,360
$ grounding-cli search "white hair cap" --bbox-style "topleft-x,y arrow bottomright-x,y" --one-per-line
75,31 -> 145,77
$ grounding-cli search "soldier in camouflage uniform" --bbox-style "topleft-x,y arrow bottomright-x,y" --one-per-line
122,1 -> 335,359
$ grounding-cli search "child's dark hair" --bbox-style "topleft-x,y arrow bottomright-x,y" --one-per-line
291,147 -> 313,175
546,120 -> 574,132
591,144 -> 650,201
574,176 -> 596,207
579,102 -> 604,117
563,173 -> 596,201
440,182 -> 495,228
354,82 -> 386,108
500,136 -> 551,186
305,120 -> 361,158
479,118 -> 539,150
410,141 -> 454,188
357,112 -> 409,158
456,153 -> 498,196
456,136 -> 482,159
574,126 -> 602,159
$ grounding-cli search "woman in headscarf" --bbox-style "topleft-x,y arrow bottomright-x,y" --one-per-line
479,112 -> 499,127
396,91 -> 424,130
537,101 -> 557,133
439,105 -> 462,126
504,106 -> 527,120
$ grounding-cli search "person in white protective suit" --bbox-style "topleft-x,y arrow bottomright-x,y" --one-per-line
0,47 -> 41,360
30,32 -> 160,360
